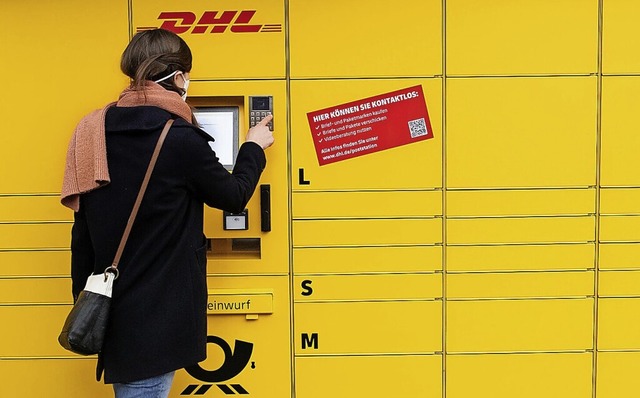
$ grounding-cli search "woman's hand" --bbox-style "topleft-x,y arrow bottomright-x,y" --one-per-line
246,114 -> 274,150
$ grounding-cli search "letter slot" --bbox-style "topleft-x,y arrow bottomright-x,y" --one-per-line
260,184 -> 271,232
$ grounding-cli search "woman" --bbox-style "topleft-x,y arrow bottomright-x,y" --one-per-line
61,29 -> 273,397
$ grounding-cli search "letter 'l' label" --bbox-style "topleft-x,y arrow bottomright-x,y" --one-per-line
298,168 -> 310,185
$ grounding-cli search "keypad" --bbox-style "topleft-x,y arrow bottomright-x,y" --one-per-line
250,111 -> 274,131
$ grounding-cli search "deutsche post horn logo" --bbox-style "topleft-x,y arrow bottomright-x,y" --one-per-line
181,336 -> 254,395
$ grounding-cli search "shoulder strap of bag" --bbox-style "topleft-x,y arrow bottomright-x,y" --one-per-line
108,119 -> 175,275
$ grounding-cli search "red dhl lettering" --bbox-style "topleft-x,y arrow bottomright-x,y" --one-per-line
154,10 -> 282,34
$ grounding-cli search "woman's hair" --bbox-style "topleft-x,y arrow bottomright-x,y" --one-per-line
121,29 -> 192,96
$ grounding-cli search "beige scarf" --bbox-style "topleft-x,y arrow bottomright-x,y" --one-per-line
61,82 -> 192,211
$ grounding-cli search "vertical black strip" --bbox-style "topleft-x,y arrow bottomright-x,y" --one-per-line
261,184 -> 272,231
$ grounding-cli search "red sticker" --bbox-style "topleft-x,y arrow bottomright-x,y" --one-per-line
307,85 -> 434,166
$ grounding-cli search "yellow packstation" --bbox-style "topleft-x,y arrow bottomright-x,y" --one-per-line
1,0 -> 640,397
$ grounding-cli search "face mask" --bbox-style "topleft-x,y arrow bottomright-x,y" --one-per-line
180,75 -> 190,101
154,71 -> 189,101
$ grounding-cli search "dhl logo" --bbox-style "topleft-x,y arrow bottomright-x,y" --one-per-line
137,11 -> 282,34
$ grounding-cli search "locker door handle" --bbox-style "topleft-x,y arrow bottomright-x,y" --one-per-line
260,184 -> 271,232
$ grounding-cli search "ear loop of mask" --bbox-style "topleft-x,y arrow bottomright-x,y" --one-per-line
154,70 -> 188,100
154,70 -> 179,83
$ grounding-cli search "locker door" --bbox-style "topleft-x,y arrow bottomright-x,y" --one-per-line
447,0 -> 597,75
291,79 -> 442,190
296,355 -> 442,398
603,0 -> 640,74
447,353 -> 592,398
601,77 -> 640,187
131,0 -> 285,79
289,0 -> 441,78
597,352 -> 640,398
447,77 -> 597,189
447,299 -> 593,353
0,2 -> 128,194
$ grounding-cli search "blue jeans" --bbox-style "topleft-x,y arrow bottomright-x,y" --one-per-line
113,372 -> 175,398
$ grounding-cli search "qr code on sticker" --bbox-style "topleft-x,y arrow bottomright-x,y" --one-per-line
408,118 -> 428,138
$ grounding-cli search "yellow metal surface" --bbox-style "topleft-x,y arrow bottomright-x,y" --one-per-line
293,273 -> 441,301
447,244 -> 595,272
447,353 -> 593,398
447,299 -> 594,352
293,218 -> 442,247
447,77 -> 597,189
132,0 -> 285,79
292,190 -> 442,219
293,245 -> 442,274
447,271 -> 594,299
600,188 -> 640,214
193,80 -> 289,275
0,223 -> 72,250
599,243 -> 640,270
447,216 -> 595,245
601,77 -> 640,187
447,189 -> 595,217
207,289 -> 273,315
192,276 -> 290,398
295,355 -> 442,398
599,270 -> 640,296
0,358 -> 112,397
602,0 -> 640,74
0,277 -> 71,304
0,1 -> 128,195
597,352 -> 640,398
291,78 -> 442,191
0,305 -> 75,357
600,215 -> 640,242
0,196 -> 71,222
598,298 -> 640,350
2,0 -> 639,396
447,0 -> 596,75
294,301 -> 442,354
0,251 -> 71,277
289,0 -> 441,78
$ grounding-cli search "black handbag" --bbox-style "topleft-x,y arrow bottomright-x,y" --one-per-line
58,119 -> 174,355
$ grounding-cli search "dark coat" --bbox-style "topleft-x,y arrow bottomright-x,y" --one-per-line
70,106 -> 265,383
